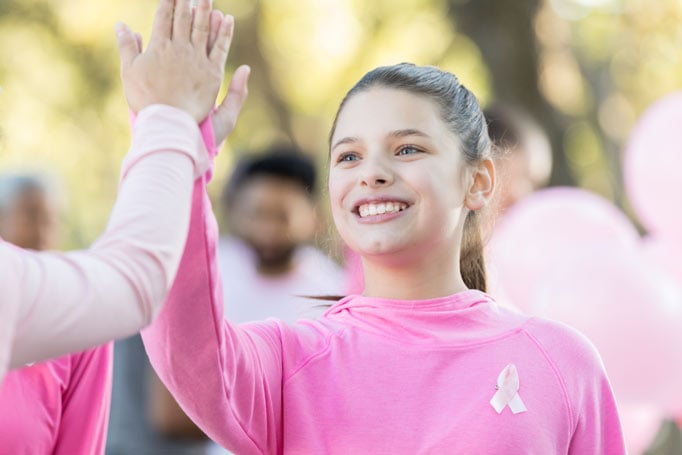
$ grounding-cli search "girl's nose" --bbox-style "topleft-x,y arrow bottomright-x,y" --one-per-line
360,156 -> 394,188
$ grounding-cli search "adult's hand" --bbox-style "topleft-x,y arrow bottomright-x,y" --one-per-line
116,0 -> 234,123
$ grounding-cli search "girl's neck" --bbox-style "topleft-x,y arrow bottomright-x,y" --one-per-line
361,250 -> 468,301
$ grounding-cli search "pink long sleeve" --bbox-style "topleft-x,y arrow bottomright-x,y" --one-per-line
141,153 -> 284,454
0,344 -> 113,454
523,320 -> 626,454
0,105 -> 209,378
52,344 -> 113,455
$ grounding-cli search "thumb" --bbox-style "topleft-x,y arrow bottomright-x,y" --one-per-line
212,65 -> 250,145
115,22 -> 139,72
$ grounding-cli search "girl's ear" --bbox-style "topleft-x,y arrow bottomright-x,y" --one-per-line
465,158 -> 495,211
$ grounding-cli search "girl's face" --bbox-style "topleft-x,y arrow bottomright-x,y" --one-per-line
329,87 -> 485,265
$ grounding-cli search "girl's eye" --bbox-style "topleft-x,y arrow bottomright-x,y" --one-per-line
337,152 -> 359,163
397,145 -> 420,156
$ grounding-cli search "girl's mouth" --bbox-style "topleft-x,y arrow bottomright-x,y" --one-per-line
356,201 -> 408,218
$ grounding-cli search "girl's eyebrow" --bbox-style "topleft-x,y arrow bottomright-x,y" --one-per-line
388,128 -> 430,139
332,129 -> 430,151
331,136 -> 360,151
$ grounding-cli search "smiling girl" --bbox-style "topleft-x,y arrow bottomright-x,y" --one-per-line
143,63 -> 625,454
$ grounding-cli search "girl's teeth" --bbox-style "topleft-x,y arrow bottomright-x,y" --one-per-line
358,202 -> 406,218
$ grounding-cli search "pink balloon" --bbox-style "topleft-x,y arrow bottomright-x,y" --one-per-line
486,187 -> 640,312
642,235 -> 682,287
619,404 -> 662,455
528,244 -> 682,413
624,92 -> 682,243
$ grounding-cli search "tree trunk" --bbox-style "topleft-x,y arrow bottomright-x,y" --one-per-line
448,0 -> 575,186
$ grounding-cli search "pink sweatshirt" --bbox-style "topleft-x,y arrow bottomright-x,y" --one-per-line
0,105 -> 209,383
0,345 -> 112,454
142,171 -> 627,454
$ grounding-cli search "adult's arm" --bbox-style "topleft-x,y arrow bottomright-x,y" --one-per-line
1,0 -> 238,372
6,105 -> 207,367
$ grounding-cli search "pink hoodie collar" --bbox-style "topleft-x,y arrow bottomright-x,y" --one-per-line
323,290 -> 527,345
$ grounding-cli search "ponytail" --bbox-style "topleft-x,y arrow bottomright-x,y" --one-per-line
460,210 -> 487,292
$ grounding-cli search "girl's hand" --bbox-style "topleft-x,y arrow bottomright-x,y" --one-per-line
211,65 -> 250,146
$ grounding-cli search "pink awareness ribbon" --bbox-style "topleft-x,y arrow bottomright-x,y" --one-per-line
490,363 -> 527,414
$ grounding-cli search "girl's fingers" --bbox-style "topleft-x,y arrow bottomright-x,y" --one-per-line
115,22 -> 139,72
213,65 -> 250,143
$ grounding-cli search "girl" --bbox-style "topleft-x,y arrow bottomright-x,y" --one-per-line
143,63 -> 625,454
0,0 -> 248,384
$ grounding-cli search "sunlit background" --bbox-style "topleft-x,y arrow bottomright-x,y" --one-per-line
3,0 -> 682,452
2,0 -> 681,247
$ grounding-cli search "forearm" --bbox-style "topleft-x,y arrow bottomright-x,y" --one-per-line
142,178 -> 283,454
8,105 -> 207,366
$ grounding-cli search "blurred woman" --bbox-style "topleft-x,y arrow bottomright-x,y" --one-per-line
0,0 -> 248,385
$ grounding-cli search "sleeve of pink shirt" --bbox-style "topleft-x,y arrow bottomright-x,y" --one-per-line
525,319 -> 626,454
565,346 -> 626,454
3,105 -> 209,369
141,121 -> 286,454
52,343 -> 113,455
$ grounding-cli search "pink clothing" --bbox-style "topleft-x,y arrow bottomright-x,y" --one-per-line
0,344 -> 112,454
0,105 -> 210,382
143,175 -> 626,454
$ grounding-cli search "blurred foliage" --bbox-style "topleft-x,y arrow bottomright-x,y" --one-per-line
0,0 -> 680,248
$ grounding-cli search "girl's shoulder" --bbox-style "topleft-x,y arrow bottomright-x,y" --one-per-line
485,303 -> 606,375
522,316 -> 601,357
520,316 -> 612,401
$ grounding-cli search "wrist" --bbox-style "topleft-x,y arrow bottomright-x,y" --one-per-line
199,112 -> 218,182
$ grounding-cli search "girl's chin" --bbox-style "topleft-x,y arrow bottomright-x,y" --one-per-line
354,242 -> 415,263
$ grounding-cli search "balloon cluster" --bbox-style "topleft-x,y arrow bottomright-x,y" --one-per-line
486,92 -> 682,454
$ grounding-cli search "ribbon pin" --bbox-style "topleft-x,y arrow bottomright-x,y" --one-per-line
490,363 -> 527,414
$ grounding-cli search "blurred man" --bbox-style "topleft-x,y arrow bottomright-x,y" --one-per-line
217,146 -> 345,323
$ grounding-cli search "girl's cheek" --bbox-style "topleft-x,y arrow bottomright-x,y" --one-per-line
327,176 -> 344,202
